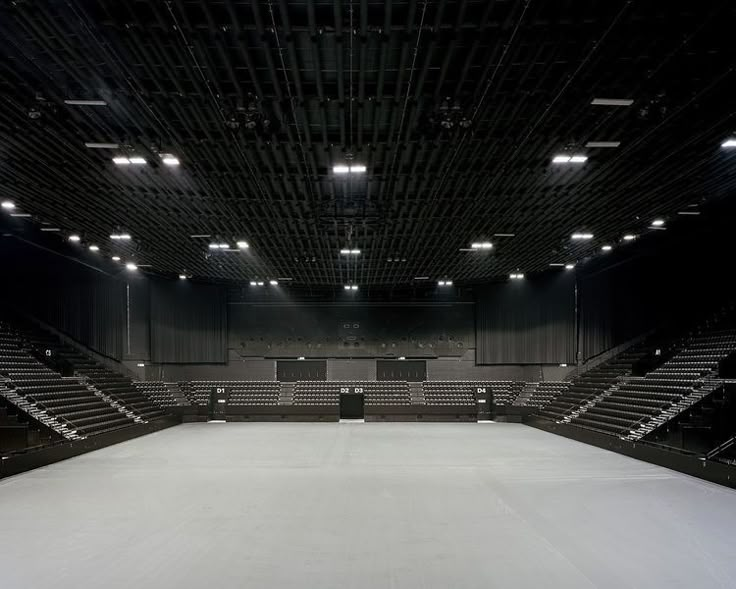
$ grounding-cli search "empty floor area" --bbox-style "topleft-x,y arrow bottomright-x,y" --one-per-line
1,423 -> 736,589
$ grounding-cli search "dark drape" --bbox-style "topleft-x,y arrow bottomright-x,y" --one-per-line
1,239 -> 125,359
578,256 -> 660,361
150,280 -> 227,363
476,273 -> 576,364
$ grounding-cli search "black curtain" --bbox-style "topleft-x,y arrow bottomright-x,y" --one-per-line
150,280 -> 227,363
476,272 -> 576,364
578,256 -> 660,361
0,239 -> 125,360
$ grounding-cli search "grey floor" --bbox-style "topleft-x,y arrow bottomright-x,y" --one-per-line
2,424 -> 736,589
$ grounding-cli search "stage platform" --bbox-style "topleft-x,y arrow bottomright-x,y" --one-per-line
2,423 -> 736,588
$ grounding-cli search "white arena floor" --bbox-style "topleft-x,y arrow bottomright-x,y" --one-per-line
2,422 -> 736,589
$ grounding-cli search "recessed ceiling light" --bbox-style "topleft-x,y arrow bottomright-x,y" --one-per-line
236,241 -> 249,249
68,234 -> 81,242
110,233 -> 132,240
623,234 -> 636,241
585,141 -> 621,148
349,165 -> 366,173
471,242 -> 493,250
565,263 -> 575,270
591,98 -> 634,106
125,262 -> 138,271
88,245 -> 99,252
249,281 -> 257,286
351,285 -> 359,290
112,256 -> 121,261
571,233 -> 594,240
569,155 -> 588,163
112,157 -> 130,165
179,274 -> 187,280
85,142 -> 119,149
218,243 -> 229,249
601,245 -> 612,251
437,280 -> 453,286
269,280 -> 278,286
552,155 -> 571,164
344,284 -> 351,290
651,219 -> 665,227
509,273 -> 525,280
350,249 -> 361,255
161,154 -> 180,166
721,138 -> 736,148
257,281 -> 264,286
1,201 -> 15,210
333,165 -> 350,174
128,157 -> 146,165
64,99 -> 107,106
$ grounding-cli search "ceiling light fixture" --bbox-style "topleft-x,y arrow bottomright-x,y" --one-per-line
549,263 -> 565,267
509,273 -> 525,280
493,233 -> 515,237
571,233 -> 594,240
349,165 -> 366,173
1,201 -> 15,210
112,157 -> 130,165
179,274 -> 187,280
720,138 -> 736,148
40,227 -> 60,232
569,155 -> 588,163
64,99 -> 108,106
565,263 -> 575,270
125,263 -> 138,271
677,210 -> 700,216
585,141 -> 621,148
161,154 -> 180,166
236,241 -> 249,249
128,157 -> 146,165
601,245 -> 612,251
591,98 -> 634,106
88,245 -> 99,252
257,281 -> 264,286
623,234 -> 636,241
333,165 -> 350,174
68,234 -> 81,243
269,280 -> 278,286
110,233 -> 132,240
471,242 -> 493,250
85,142 -> 119,149
651,219 -> 665,227
414,276 -> 429,280
112,256 -> 120,261
552,155 -> 571,164
437,280 -> 453,286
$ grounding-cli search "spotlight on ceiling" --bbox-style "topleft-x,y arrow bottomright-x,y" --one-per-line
85,142 -> 119,149
345,284 -> 359,291
68,234 -> 81,243
571,233 -> 594,240
569,155 -> 588,163
509,273 -> 525,280
269,280 -> 278,286
340,248 -> 361,255
128,157 -> 146,165
437,280 -> 453,286
88,245 -> 99,252
470,242 -> 493,250
333,165 -> 350,174
112,157 -> 130,165
1,201 -> 15,210
249,281 -> 257,286
112,256 -> 121,261
552,155 -> 571,164
257,281 -> 264,286
651,219 -> 665,227
125,263 -> 138,271
565,263 -> 575,270
623,234 -> 637,241
110,233 -> 132,240
601,245 -> 613,251
349,165 -> 366,173
585,141 -> 621,148
236,241 -> 249,249
160,154 -> 180,166
179,274 -> 187,280
720,138 -> 736,148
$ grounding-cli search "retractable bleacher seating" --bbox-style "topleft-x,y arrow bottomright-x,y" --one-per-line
537,346 -> 646,422
134,382 -> 188,408
571,328 -> 736,436
0,323 -> 135,437
513,382 -> 569,408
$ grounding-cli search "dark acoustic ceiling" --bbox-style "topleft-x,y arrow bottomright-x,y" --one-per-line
1,1 -> 735,287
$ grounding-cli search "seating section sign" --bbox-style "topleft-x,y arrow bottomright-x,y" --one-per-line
340,386 -> 364,394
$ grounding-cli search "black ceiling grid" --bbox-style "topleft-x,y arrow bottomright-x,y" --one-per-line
0,1 -> 734,286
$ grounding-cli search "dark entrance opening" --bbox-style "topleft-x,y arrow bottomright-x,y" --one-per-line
339,393 -> 364,420
209,386 -> 228,420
